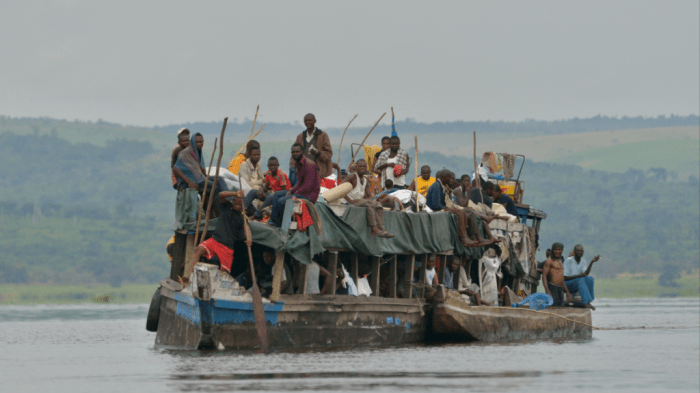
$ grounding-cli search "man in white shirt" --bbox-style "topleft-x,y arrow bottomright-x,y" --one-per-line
563,244 -> 600,310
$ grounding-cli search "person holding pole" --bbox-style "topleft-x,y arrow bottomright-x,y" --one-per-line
191,191 -> 251,278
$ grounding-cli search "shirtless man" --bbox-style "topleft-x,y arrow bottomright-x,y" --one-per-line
542,242 -> 572,307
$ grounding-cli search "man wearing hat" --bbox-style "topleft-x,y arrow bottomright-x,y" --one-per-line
191,191 -> 251,277
541,242 -> 572,307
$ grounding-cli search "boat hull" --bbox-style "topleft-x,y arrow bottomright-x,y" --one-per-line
431,294 -> 592,342
155,287 -> 428,350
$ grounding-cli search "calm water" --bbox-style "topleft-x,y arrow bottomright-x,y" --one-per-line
1,298 -> 698,393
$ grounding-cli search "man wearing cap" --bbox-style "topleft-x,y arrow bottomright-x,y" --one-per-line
289,113 -> 333,183
563,244 -> 599,310
192,191 -> 252,277
375,136 -> 409,188
541,242 -> 572,307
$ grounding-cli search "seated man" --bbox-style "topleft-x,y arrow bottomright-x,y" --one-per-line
170,129 -> 190,188
341,159 -> 394,238
268,143 -> 321,227
563,244 -> 599,310
408,165 -> 436,197
469,179 -> 494,208
452,174 -> 471,207
492,185 -> 518,216
227,139 -> 260,175
541,242 -> 572,307
192,191 -> 252,277
240,146 -> 265,215
444,257 -> 490,305
426,169 -> 496,247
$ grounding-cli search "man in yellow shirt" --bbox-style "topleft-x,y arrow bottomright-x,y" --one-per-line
408,165 -> 436,197
226,140 -> 260,175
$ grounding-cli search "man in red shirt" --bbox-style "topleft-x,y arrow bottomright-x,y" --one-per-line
251,156 -> 292,219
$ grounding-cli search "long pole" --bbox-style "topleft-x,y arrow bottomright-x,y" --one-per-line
234,123 -> 266,157
414,134 -> 419,212
473,131 -> 484,201
200,118 -> 228,242
194,138 -> 217,247
336,114 -> 358,166
351,112 -> 386,163
249,105 -> 259,139
243,215 -> 269,352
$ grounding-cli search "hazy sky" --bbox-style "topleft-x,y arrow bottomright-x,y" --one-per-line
1,0 -> 698,128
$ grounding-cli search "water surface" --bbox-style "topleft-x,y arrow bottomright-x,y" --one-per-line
2,298 -> 698,392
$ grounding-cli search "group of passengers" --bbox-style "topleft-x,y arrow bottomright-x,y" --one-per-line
168,114 -> 598,309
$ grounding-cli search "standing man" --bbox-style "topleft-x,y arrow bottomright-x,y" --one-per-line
374,136 -> 410,188
372,136 -> 391,176
340,159 -> 394,238
269,143 -> 321,227
290,113 -> 333,184
563,244 -> 599,310
171,128 -> 190,189
408,165 -> 436,197
542,242 -> 572,307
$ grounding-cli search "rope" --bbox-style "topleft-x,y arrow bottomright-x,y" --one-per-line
480,305 -> 604,330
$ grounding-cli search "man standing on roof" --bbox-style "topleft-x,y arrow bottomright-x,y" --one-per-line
340,159 -> 394,238
171,128 -> 190,189
269,143 -> 321,227
408,165 -> 436,197
289,114 -> 333,183
375,136 -> 410,188
492,185 -> 518,216
227,140 -> 261,175
563,244 -> 599,310
192,191 -> 251,277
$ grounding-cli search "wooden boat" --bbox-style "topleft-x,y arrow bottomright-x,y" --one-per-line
150,154 -> 592,349
431,288 -> 592,342
153,265 -> 429,350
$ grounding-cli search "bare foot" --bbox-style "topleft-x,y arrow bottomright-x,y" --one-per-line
461,237 -> 478,247
585,303 -> 596,311
370,227 -> 380,236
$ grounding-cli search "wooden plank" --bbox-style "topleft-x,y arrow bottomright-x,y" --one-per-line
183,234 -> 196,279
454,256 -> 462,290
169,232 -> 187,280
370,257 -> 380,296
327,251 -> 338,295
389,255 -> 397,298
435,250 -> 454,256
351,253 -> 359,288
406,254 -> 415,299
269,251 -> 286,301
418,254 -> 427,298
437,255 -> 446,285
280,198 -> 296,233
298,263 -> 308,295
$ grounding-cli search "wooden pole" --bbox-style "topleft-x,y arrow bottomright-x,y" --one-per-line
351,112 -> 386,163
200,118 -> 228,242
243,215 -> 270,352
249,105 -> 259,139
194,138 -> 217,247
473,131 -> 480,190
414,134 -> 419,212
336,114 -> 358,166
234,123 -> 266,157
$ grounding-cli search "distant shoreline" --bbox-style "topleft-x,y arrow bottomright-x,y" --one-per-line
1,277 -> 697,305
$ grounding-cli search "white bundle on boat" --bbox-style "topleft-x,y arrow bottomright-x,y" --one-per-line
206,166 -> 252,193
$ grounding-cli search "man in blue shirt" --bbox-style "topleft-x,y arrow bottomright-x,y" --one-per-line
563,244 -> 600,310
426,170 -> 495,247
492,186 -> 518,216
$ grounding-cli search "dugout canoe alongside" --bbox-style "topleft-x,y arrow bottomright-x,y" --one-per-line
430,289 -> 592,342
